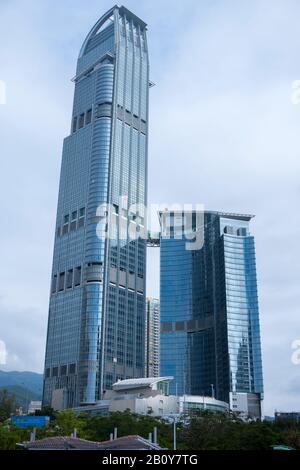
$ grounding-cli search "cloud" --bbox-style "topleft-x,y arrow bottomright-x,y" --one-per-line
147,0 -> 300,416
0,341 -> 7,365
0,0 -> 299,415
0,298 -> 46,373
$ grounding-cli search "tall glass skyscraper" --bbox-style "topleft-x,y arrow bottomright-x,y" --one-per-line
160,211 -> 264,418
43,6 -> 149,408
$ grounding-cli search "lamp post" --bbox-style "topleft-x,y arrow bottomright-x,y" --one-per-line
113,357 -> 117,383
171,414 -> 180,450
173,416 -> 177,451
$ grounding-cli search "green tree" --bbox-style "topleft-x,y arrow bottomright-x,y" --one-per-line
0,423 -> 28,450
53,409 -> 85,436
235,421 -> 281,450
81,410 -> 173,448
0,389 -> 17,422
179,411 -> 240,450
35,406 -> 56,420
178,411 -> 294,450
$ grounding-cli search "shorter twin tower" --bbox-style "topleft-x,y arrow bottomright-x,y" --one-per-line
43,6 -> 263,418
160,211 -> 263,418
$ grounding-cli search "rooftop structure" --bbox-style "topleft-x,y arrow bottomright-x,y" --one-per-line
19,435 -> 162,451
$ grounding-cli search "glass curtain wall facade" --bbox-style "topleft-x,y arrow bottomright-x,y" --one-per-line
145,298 -> 160,377
160,211 -> 263,417
43,6 -> 149,408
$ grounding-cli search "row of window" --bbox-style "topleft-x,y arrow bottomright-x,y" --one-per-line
57,207 -> 85,237
224,239 -> 254,249
116,104 -> 147,134
45,363 -> 76,379
72,109 -> 92,133
73,101 -> 131,135
224,226 -> 248,236
51,266 -> 82,293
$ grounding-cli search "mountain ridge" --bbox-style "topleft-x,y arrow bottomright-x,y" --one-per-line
0,370 -> 43,397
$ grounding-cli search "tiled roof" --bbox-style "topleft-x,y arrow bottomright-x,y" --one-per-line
97,435 -> 162,450
22,436 -> 103,450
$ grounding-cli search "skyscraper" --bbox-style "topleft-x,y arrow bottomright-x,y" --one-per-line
145,298 -> 160,377
160,211 -> 264,418
43,5 -> 150,408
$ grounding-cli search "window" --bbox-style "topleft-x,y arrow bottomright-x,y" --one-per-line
78,113 -> 84,129
78,207 -> 85,228
63,214 -> 69,234
74,266 -> 81,286
62,225 -> 68,235
86,109 -> 92,124
58,272 -> 65,291
70,211 -> 77,231
237,227 -> 247,237
45,368 -> 51,378
72,116 -> 77,133
52,367 -> 58,377
66,269 -> 73,289
69,363 -> 76,374
78,218 -> 84,228
224,225 -> 234,235
51,275 -> 57,294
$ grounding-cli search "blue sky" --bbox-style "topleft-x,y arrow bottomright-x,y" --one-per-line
0,0 -> 300,415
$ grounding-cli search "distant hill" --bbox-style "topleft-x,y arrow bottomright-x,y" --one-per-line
0,370 -> 43,398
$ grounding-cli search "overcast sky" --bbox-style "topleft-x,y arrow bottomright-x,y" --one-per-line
0,0 -> 300,415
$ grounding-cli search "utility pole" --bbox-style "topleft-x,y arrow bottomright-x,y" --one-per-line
113,357 -> 117,383
173,416 -> 177,451
153,427 -> 157,445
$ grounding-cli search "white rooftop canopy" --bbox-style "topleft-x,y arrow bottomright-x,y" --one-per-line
112,377 -> 173,391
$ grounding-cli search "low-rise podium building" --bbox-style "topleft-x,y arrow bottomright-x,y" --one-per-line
72,377 -> 229,417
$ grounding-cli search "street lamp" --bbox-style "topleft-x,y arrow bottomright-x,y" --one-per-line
113,357 -> 117,383
170,413 -> 180,450
173,416 -> 177,450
